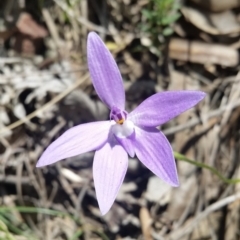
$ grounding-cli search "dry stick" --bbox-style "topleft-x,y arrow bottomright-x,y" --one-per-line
174,187 -> 198,229
42,8 -> 62,49
163,99 -> 240,136
170,193 -> 240,240
80,0 -> 88,51
53,0 -> 109,34
17,154 -> 42,237
210,81 -> 240,165
140,207 -> 153,240
0,73 -> 89,137
0,174 -> 30,184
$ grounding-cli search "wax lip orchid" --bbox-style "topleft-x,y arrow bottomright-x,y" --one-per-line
36,32 -> 206,215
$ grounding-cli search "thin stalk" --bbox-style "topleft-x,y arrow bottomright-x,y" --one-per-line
174,152 -> 240,184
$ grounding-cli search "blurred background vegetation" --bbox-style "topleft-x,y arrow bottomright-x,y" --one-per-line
0,0 -> 240,239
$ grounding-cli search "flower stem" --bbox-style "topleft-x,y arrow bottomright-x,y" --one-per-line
174,152 -> 240,184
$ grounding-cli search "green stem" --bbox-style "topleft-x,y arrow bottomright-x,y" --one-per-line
0,215 -> 24,236
0,207 -> 80,223
0,207 -> 83,239
69,229 -> 83,240
94,231 -> 110,240
174,152 -> 240,184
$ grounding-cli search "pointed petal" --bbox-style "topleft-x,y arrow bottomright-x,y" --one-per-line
129,91 -> 206,127
133,126 -> 179,186
93,139 -> 128,215
87,32 -> 125,110
36,121 -> 112,167
116,136 -> 135,158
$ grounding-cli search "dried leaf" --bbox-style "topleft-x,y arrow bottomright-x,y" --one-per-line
182,7 -> 240,35
145,177 -> 172,203
169,38 -> 238,67
190,0 -> 240,12
16,12 -> 47,38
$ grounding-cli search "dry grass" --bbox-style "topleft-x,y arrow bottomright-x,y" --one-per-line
0,0 -> 240,239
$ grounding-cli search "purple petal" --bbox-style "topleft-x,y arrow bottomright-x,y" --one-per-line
133,126 -> 179,186
36,121 -> 112,167
93,138 -> 128,215
128,91 -> 206,127
115,133 -> 135,158
87,32 -> 125,110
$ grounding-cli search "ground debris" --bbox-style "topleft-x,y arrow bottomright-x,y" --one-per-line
0,0 -> 240,239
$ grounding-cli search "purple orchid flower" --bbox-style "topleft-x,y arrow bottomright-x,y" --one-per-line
36,32 -> 205,215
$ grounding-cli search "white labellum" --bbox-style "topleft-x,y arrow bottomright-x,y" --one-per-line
111,120 -> 134,138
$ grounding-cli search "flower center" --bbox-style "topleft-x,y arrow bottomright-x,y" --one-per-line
110,106 -> 134,138
111,120 -> 134,138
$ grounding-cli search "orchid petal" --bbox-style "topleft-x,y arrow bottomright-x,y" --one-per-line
87,32 -> 125,110
128,91 -> 206,127
133,126 -> 179,186
36,121 -> 112,167
93,138 -> 128,215
116,134 -> 135,158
